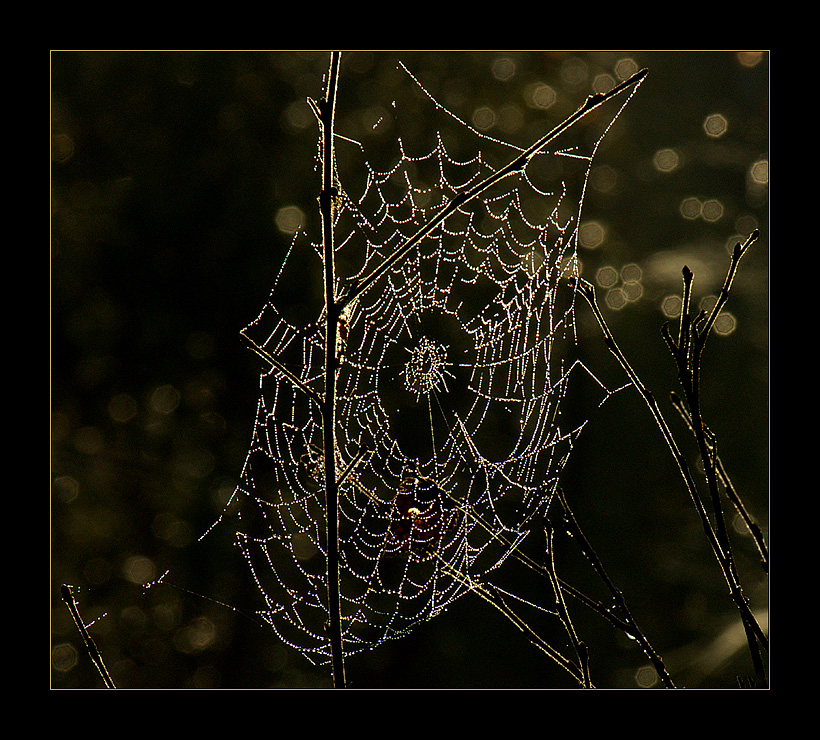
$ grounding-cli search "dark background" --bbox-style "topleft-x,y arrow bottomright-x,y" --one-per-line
51,51 -> 769,689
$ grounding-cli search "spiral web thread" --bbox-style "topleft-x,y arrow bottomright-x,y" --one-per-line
223,62 -> 642,665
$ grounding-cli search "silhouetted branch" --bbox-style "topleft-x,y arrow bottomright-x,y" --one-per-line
437,560 -> 591,687
659,231 -> 767,685
240,329 -> 322,406
317,50 -> 346,689
443,483 -> 670,679
544,520 -> 591,688
572,230 -> 768,682
555,489 -> 676,688
669,391 -> 768,573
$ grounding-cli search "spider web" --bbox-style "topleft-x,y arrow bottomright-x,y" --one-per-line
218,60 -> 643,666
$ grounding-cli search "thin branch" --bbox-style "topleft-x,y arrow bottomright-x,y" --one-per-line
574,275 -> 723,554
437,560 -> 590,687
555,489 -> 676,688
337,447 -> 369,488
677,236 -> 758,572
698,233 -> 757,340
544,521 -> 591,688
337,68 -> 648,312
669,391 -> 768,573
444,487 -> 658,636
441,487 -> 668,678
60,584 -> 116,689
660,231 -> 767,683
240,328 -> 322,406
317,50 -> 346,689
686,236 -> 759,583
573,274 -> 768,653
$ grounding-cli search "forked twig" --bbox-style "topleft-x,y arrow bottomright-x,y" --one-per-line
659,231 -> 767,683
440,487 -> 671,684
572,230 -> 768,681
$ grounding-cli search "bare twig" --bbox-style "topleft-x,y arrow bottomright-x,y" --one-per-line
669,391 -> 768,573
555,489 -> 676,688
574,275 -> 726,567
240,328 -> 322,406
337,447 -> 369,489
317,50 -> 346,689
439,485 -> 670,684
436,560 -> 591,687
576,240 -> 769,681
60,584 -> 116,689
544,520 -> 591,688
443,487 -> 668,665
659,230 -> 767,684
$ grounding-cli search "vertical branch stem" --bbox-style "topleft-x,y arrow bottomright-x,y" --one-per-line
318,50 -> 346,689
667,232 -> 768,682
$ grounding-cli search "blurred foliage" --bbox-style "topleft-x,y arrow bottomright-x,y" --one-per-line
51,51 -> 768,689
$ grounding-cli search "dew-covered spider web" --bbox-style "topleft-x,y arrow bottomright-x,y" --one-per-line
215,59 -> 644,667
